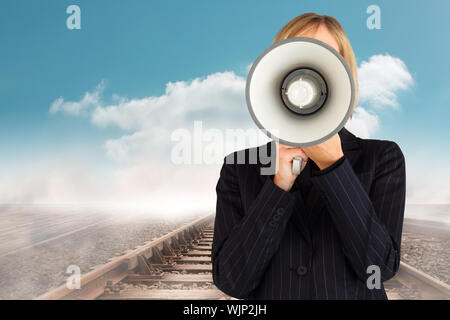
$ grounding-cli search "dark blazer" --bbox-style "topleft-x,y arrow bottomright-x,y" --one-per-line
211,127 -> 406,300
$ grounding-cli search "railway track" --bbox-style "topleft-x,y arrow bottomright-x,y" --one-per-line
36,214 -> 233,300
36,214 -> 449,300
385,262 -> 450,299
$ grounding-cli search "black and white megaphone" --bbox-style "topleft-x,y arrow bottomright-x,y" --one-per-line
246,37 -> 356,174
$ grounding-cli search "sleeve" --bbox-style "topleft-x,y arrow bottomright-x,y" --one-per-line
211,159 -> 297,299
309,142 -> 406,282
312,155 -> 346,176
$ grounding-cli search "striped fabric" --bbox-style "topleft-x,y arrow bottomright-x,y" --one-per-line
211,127 -> 406,300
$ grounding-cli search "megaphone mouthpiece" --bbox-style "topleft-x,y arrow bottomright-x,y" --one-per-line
281,68 -> 328,116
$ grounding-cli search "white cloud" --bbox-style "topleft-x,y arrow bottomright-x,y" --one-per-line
91,72 -> 247,130
357,54 -> 414,109
49,80 -> 105,115
344,54 -> 413,139
92,72 -> 256,165
345,107 -> 380,139
41,71 -> 256,213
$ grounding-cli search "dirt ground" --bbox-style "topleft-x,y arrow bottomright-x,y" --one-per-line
0,205 -> 206,299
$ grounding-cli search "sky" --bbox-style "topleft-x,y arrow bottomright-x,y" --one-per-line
1,0 -> 450,213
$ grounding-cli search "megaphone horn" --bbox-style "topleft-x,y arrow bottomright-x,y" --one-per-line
245,37 -> 355,174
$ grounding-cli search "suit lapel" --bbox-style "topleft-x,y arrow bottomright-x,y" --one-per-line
339,126 -> 361,167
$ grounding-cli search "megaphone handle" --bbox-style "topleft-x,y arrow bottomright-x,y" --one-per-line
292,157 -> 303,175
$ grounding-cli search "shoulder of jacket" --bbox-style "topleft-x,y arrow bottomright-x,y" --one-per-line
357,137 -> 404,158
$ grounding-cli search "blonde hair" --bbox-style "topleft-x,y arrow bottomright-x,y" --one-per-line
273,13 -> 358,118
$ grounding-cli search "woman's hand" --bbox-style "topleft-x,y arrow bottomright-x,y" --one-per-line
273,134 -> 343,191
302,133 -> 344,170
273,143 -> 308,192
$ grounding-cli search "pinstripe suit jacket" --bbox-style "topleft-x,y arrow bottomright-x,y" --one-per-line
211,127 -> 406,300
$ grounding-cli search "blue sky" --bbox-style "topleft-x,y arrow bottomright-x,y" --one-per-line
1,0 -> 449,206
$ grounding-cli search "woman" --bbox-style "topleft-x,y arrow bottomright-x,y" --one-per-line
211,13 -> 406,300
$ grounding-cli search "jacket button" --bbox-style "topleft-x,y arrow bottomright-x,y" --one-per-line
297,265 -> 308,276
272,213 -> 281,221
276,207 -> 285,215
269,220 -> 277,227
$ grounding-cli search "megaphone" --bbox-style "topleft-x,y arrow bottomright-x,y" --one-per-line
245,37 -> 356,174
